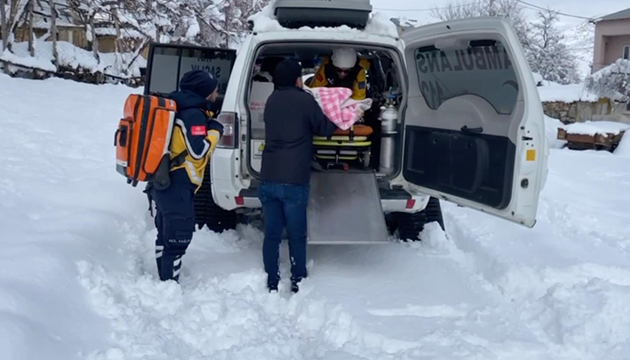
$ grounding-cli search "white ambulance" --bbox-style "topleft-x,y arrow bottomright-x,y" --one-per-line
142,0 -> 548,243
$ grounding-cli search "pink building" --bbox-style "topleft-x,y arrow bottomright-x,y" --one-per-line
592,7 -> 630,73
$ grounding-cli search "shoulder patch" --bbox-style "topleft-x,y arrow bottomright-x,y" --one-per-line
316,74 -> 324,82
191,125 -> 207,136
358,81 -> 366,89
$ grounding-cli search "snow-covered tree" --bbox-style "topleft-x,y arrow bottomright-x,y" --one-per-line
566,20 -> 595,72
186,0 -> 268,48
4,0 -> 30,52
431,0 -> 532,54
585,59 -> 630,102
527,9 -> 581,84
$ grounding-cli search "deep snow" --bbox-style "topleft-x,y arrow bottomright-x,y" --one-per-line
1,74 -> 630,360
536,82 -> 598,103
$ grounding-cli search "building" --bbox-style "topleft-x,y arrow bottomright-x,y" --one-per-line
591,7 -> 630,73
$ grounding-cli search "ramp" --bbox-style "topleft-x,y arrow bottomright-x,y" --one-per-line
307,171 -> 389,244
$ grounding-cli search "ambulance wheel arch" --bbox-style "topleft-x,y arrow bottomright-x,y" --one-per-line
399,17 -> 547,228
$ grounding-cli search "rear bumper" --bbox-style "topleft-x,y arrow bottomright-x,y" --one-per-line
235,186 -> 430,213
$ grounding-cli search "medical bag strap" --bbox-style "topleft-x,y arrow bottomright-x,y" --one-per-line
170,150 -> 189,168
143,182 -> 155,217
143,150 -> 189,217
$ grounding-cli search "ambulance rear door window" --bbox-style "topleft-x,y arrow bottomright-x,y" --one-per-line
414,40 -> 519,115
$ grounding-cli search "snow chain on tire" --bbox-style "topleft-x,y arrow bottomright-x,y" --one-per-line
394,197 -> 445,241
193,166 -> 237,232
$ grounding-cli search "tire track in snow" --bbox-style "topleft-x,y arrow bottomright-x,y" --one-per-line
77,220 -> 425,360
437,195 -> 630,360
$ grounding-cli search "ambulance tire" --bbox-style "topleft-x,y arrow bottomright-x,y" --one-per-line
393,197 -> 445,241
193,167 -> 237,232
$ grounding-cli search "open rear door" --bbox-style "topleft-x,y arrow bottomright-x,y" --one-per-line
143,43 -> 237,111
400,17 -> 548,228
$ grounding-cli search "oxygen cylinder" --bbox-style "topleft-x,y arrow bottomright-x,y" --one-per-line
379,98 -> 398,174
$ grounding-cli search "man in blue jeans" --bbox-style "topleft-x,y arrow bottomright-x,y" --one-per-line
259,59 -> 337,293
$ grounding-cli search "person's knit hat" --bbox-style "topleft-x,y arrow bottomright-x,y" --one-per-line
273,59 -> 302,87
179,70 -> 219,98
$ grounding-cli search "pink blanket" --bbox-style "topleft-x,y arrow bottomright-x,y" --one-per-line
303,86 -> 373,130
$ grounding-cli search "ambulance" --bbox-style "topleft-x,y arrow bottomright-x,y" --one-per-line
140,0 -> 548,243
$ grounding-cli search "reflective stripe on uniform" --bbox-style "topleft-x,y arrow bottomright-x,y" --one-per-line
175,119 -> 210,160
184,161 -> 203,184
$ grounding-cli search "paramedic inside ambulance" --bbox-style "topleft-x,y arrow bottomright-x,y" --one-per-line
310,47 -> 369,100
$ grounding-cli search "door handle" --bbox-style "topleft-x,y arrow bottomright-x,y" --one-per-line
461,125 -> 483,134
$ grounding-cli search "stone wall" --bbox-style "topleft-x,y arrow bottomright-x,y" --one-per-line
542,101 -> 598,123
542,100 -> 630,124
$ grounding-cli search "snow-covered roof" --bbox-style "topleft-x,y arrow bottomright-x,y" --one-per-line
596,7 -> 630,22
564,121 -> 630,136
248,3 -> 399,39
94,28 -> 146,40
1,40 -> 146,78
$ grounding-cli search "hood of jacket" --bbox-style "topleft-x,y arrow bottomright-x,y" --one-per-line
169,89 -> 210,112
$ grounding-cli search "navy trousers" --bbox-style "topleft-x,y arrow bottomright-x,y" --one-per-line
258,181 -> 310,287
150,172 -> 197,282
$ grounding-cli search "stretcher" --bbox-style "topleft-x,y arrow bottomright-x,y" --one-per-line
312,124 -> 373,170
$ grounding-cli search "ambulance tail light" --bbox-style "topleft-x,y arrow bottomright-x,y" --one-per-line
406,198 -> 416,209
217,112 -> 238,149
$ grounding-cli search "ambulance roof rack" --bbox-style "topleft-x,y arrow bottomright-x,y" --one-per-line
273,0 -> 373,30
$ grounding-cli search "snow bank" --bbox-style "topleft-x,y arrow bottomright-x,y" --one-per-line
545,115 -> 567,149
0,73 -> 142,360
1,40 -> 146,78
537,82 -> 598,103
614,132 -> 630,157
94,27 -> 145,39
1,48 -> 56,72
248,1 -> 398,38
563,121 -> 630,136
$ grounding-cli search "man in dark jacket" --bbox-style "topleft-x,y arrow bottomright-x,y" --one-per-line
149,69 -> 223,283
259,59 -> 337,293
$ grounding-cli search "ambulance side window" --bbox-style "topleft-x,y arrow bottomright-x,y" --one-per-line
148,47 -> 180,95
146,46 -> 237,97
414,40 -> 519,115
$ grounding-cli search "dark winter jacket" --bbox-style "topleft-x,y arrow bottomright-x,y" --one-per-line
260,86 -> 337,185
166,89 -> 223,189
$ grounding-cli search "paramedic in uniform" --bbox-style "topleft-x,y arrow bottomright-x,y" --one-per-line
259,59 -> 337,293
149,69 -> 224,282
310,47 -> 369,100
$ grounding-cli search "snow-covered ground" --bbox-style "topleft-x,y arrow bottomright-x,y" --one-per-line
537,82 -> 598,103
1,74 -> 630,360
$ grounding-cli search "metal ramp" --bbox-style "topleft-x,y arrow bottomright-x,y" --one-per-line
307,171 -> 389,244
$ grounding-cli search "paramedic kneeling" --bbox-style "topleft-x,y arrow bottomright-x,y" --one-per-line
259,59 -> 337,293
149,69 -> 223,282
